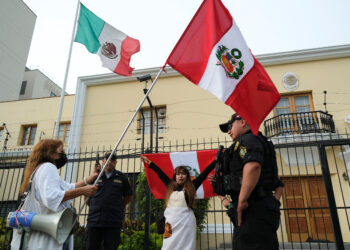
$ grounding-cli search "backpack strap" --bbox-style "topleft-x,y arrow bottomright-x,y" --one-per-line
18,167 -> 39,210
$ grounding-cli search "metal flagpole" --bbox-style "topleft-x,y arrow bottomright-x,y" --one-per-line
75,67 -> 164,217
53,0 -> 81,138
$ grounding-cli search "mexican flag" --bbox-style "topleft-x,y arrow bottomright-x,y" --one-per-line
74,3 -> 140,76
165,0 -> 280,135
142,150 -> 217,199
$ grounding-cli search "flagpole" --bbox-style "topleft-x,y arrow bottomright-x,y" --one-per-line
53,0 -> 81,138
75,67 -> 164,217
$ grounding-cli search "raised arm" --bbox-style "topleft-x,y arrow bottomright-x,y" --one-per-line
193,159 -> 216,190
141,155 -> 171,186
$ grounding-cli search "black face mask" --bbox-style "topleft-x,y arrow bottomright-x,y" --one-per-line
55,152 -> 67,169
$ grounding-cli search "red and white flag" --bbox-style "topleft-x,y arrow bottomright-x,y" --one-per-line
165,0 -> 280,135
142,150 -> 217,199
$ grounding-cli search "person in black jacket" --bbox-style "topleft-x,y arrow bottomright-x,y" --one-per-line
141,155 -> 216,250
218,113 -> 284,250
86,152 -> 133,250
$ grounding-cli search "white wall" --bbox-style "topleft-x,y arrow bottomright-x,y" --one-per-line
0,0 -> 36,102
19,69 -> 61,99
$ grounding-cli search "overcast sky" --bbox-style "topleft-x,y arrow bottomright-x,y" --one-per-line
22,0 -> 350,94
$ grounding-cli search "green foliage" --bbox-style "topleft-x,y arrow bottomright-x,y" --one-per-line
135,170 -> 164,223
194,198 -> 210,232
118,223 -> 162,250
73,225 -> 86,250
0,218 -> 11,250
0,218 -> 6,235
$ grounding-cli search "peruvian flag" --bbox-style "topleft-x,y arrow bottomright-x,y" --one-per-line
165,0 -> 280,135
142,150 -> 216,199
75,3 -> 140,76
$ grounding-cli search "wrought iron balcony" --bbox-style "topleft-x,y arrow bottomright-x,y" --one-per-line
264,111 -> 335,138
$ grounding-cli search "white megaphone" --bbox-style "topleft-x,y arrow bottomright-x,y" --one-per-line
7,208 -> 74,244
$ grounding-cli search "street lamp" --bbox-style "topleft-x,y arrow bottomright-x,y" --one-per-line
137,74 -> 156,250
137,74 -> 159,153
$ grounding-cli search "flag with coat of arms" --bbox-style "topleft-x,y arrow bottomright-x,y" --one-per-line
165,0 -> 280,135
142,150 -> 217,199
74,3 -> 140,76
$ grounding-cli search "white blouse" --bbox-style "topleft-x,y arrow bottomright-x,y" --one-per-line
34,162 -> 75,212
11,162 -> 75,250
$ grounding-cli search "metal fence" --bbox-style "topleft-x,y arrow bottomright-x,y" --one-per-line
1,134 -> 350,249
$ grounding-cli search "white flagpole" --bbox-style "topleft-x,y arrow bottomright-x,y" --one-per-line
53,0 -> 81,138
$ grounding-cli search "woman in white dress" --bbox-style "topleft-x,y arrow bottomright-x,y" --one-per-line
11,139 -> 98,250
141,155 -> 216,250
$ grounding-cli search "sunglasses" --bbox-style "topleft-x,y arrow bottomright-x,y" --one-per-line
227,118 -> 242,131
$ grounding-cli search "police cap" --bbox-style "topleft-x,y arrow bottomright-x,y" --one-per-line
104,151 -> 117,161
219,113 -> 242,133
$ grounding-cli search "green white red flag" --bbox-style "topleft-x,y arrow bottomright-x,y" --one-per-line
74,3 -> 140,76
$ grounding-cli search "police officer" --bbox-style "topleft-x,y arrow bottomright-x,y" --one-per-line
218,113 -> 284,250
86,152 -> 133,250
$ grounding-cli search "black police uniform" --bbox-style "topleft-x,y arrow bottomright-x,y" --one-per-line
225,130 -> 282,250
86,169 -> 133,250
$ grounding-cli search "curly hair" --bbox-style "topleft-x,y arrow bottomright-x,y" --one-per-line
19,139 -> 63,195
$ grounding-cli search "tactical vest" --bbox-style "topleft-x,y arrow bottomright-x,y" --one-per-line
212,143 -> 242,196
212,133 -> 279,198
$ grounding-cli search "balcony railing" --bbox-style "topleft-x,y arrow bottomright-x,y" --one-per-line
264,111 -> 335,138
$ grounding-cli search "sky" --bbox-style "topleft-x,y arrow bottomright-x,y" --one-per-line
22,0 -> 350,94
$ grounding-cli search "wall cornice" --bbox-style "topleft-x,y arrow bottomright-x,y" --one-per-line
257,44 -> 350,66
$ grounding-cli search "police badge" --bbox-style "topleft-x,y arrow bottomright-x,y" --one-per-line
239,146 -> 247,159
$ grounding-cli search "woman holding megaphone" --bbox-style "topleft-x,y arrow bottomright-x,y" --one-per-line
11,139 -> 98,250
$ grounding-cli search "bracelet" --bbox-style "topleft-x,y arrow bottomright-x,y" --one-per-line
221,197 -> 228,203
84,177 -> 88,185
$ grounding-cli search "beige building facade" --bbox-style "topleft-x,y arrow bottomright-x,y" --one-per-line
0,95 -> 74,150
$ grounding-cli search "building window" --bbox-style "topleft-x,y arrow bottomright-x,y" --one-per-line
21,125 -> 37,145
274,92 -> 315,134
58,122 -> 71,144
20,81 -> 27,95
138,106 -> 166,134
